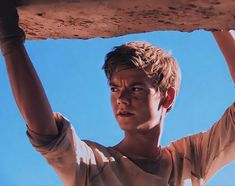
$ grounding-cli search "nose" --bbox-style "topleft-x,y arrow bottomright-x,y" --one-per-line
117,89 -> 131,105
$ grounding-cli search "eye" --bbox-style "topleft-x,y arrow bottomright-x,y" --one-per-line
131,86 -> 144,92
110,86 -> 118,92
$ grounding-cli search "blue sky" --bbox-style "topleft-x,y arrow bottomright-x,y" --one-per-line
0,30 -> 234,185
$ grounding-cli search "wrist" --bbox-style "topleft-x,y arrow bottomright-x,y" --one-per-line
0,1 -> 26,56
0,28 -> 26,56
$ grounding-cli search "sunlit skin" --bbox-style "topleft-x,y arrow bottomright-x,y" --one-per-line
109,65 -> 176,158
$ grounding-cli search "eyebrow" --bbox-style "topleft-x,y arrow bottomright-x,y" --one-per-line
109,82 -> 147,87
109,82 -> 118,87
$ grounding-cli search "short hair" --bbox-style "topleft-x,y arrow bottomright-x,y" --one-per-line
102,41 -> 181,95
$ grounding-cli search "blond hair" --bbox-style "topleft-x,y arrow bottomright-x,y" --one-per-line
103,41 -> 181,95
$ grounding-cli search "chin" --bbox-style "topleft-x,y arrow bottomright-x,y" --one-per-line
116,115 -> 158,131
118,120 -> 153,132
117,120 -> 138,131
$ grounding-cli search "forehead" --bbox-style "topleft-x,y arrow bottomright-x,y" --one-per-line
110,66 -> 153,86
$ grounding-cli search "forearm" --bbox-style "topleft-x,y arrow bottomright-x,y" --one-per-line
4,44 -> 58,135
213,31 -> 235,83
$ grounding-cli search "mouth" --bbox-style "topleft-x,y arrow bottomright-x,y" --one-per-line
117,111 -> 134,117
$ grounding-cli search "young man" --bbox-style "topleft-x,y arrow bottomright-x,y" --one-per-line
1,2 -> 235,186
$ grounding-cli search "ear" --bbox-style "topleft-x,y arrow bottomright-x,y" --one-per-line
161,87 -> 176,112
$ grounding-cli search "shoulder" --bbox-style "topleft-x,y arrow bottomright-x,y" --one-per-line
83,140 -> 116,160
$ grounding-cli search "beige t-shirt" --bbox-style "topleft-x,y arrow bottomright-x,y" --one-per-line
27,103 -> 235,186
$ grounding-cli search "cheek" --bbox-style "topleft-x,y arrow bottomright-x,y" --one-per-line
110,95 -> 117,111
137,94 -> 152,106
140,95 -> 160,116
149,98 -> 162,122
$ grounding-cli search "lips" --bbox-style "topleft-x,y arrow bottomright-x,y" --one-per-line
117,110 -> 134,117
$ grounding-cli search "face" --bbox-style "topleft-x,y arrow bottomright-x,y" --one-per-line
109,65 -> 164,132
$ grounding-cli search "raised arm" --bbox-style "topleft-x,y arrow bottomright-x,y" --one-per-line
212,31 -> 235,83
0,2 -> 58,135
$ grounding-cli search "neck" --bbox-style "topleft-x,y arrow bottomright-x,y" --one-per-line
114,124 -> 163,159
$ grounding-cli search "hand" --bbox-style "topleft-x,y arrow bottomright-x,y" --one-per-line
0,0 -> 25,56
213,31 -> 235,83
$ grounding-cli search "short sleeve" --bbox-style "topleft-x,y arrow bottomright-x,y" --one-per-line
27,113 -> 97,186
200,103 -> 235,181
168,103 -> 235,184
